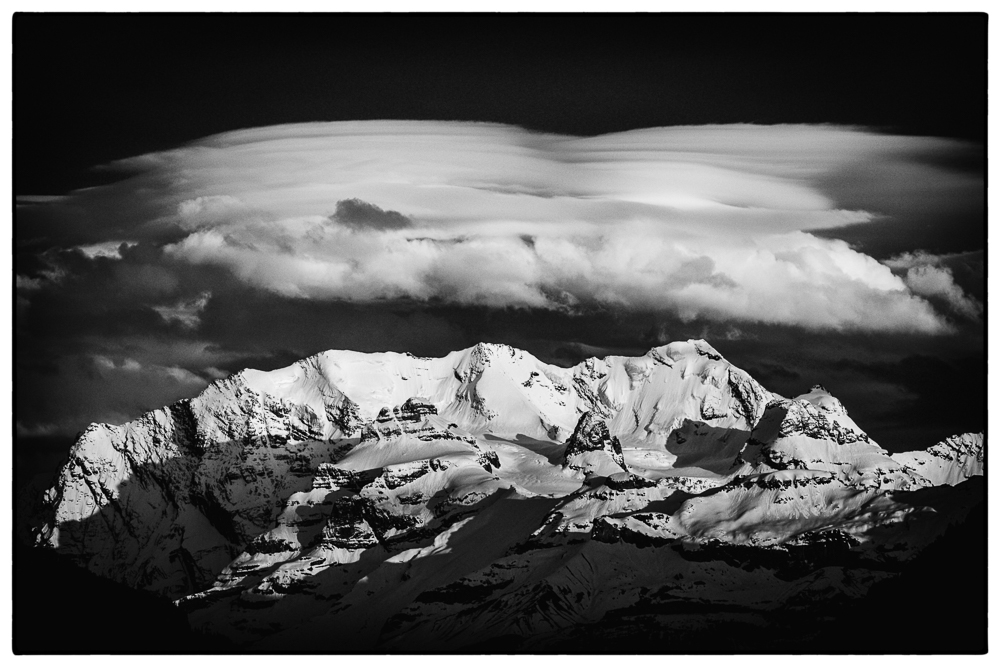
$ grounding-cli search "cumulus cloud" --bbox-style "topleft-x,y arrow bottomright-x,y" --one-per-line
903,265 -> 981,319
882,251 -> 946,270
883,250 -> 983,321
22,122 -> 981,336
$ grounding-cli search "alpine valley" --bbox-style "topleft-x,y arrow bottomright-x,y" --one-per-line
22,340 -> 985,652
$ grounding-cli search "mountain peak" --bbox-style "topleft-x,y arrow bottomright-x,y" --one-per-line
643,338 -> 726,363
27,338 -> 983,650
794,384 -> 850,418
468,341 -> 522,360
564,411 -> 627,477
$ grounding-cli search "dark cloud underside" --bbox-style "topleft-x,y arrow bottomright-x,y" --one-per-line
332,199 -> 412,230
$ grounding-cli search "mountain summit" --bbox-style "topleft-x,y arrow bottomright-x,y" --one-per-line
27,340 -> 984,650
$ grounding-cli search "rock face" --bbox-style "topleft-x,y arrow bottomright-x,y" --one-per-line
733,392 -> 922,491
28,339 -> 985,650
563,412 -> 627,477
893,432 -> 985,486
32,376 -> 342,597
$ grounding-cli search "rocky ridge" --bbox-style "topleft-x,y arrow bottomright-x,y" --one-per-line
28,339 -> 985,649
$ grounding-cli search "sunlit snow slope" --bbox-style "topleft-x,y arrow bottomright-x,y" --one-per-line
29,340 -> 984,650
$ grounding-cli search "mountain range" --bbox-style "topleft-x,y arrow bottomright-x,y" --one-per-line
23,340 -> 984,651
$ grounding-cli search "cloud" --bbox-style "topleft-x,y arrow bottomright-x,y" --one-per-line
24,120 -> 953,335
902,265 -> 982,320
812,142 -> 983,259
176,195 -> 246,230
332,198 -> 412,230
15,421 -> 61,438
91,354 -> 208,386
882,250 -> 965,270
76,241 -> 135,260
163,210 -> 945,333
14,123 -> 985,438
16,349 -> 216,437
16,275 -> 43,291
883,250 -> 983,321
153,291 -> 212,329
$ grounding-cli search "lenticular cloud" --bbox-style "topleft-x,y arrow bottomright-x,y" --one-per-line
66,121 -> 973,333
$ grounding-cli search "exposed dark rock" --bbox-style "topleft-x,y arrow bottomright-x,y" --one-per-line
244,536 -> 298,556
772,399 -> 870,445
572,377 -> 612,418
727,369 -> 770,427
394,397 -> 438,422
312,464 -> 361,491
605,473 -> 658,491
327,396 -> 363,436
564,411 -> 625,470
478,450 -> 502,472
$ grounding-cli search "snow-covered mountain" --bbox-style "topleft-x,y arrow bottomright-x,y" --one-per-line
28,340 -> 984,650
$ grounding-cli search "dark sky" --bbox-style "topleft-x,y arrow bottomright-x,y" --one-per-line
14,13 -> 986,479
15,13 -> 986,193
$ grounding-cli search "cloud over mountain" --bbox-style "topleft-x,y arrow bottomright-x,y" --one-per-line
14,121 -> 984,438
27,121 -> 978,334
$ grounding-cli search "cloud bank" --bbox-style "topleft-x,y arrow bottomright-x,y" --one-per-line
20,122 -> 982,337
